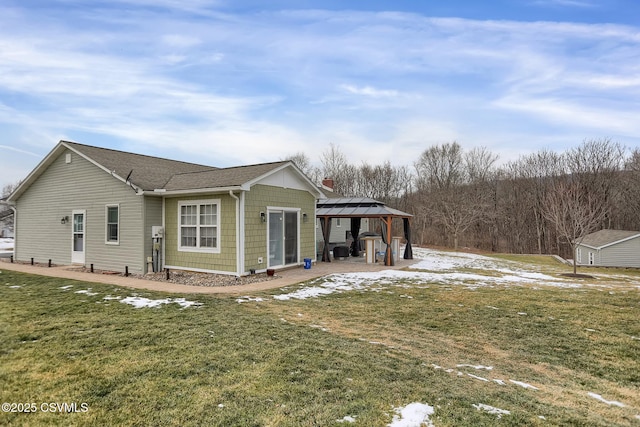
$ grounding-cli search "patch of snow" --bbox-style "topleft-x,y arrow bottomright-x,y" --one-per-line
120,296 -> 202,309
494,379 -> 506,386
486,306 -> 500,310
510,380 -> 539,390
517,312 -> 527,316
587,392 -> 625,407
388,402 -> 435,427
59,285 -> 73,290
473,403 -> 511,418
75,289 -> 98,296
9,285 -> 21,288
0,238 -> 14,250
236,296 -> 264,303
337,415 -> 357,423
103,295 -> 121,300
630,336 -> 640,341
585,328 -> 596,332
457,364 -> 493,371
467,373 -> 490,382
272,247 -> 585,301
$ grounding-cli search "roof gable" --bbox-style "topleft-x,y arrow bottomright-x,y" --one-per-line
578,229 -> 640,250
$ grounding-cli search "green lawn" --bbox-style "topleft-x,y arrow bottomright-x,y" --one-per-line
1,257 -> 639,426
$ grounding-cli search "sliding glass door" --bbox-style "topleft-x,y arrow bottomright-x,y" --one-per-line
268,209 -> 299,268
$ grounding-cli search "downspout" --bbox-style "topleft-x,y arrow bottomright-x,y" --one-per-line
10,206 -> 16,258
229,190 -> 242,276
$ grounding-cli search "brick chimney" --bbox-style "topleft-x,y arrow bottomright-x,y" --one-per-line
322,178 -> 334,190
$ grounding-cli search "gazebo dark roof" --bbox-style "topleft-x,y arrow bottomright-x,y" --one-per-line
316,197 -> 413,219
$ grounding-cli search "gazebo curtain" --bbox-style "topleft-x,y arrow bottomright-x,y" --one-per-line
380,217 -> 394,266
350,218 -> 361,257
320,217 -> 332,262
403,217 -> 413,259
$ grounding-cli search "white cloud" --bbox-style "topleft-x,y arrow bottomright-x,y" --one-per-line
341,85 -> 399,98
0,3 -> 639,187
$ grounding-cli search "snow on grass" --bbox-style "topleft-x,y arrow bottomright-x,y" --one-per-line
0,238 -> 13,251
59,285 -> 73,290
457,364 -> 493,370
236,296 -> 264,303
336,415 -> 357,423
119,296 -> 202,309
587,392 -> 625,407
467,373 -> 490,382
75,289 -> 98,296
388,402 -> 435,427
473,403 -> 511,418
270,247 -> 582,301
510,380 -> 539,390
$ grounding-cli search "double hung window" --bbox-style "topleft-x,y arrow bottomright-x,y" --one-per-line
179,200 -> 219,252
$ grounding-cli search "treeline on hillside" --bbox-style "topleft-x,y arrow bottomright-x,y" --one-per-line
287,138 -> 640,258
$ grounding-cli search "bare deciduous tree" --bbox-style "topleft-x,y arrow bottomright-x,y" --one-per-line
542,179 -> 607,274
320,143 -> 358,196
283,152 -> 321,184
414,142 -> 496,250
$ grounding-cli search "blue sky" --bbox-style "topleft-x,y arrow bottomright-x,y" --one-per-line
1,0 -> 640,190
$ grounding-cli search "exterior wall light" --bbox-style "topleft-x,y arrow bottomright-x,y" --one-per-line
61,216 -> 69,224
260,211 -> 266,223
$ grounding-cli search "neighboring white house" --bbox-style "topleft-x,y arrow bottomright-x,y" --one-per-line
575,229 -> 640,268
315,179 -> 370,254
0,209 -> 13,238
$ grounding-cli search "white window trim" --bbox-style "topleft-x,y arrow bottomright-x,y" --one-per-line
105,204 -> 120,245
178,199 -> 221,253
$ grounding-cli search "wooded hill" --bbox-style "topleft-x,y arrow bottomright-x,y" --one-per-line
290,138 -> 640,259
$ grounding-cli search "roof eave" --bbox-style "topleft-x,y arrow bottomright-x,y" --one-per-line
143,186 -> 244,196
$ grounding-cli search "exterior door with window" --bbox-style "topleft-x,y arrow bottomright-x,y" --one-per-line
72,210 -> 86,264
268,210 -> 298,268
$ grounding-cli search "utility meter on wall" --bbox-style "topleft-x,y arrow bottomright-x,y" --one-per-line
151,226 -> 164,238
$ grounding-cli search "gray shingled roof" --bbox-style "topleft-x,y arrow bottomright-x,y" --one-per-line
65,141 -> 218,190
578,229 -> 640,249
164,161 -> 290,191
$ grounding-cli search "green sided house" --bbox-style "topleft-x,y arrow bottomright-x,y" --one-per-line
6,141 -> 322,275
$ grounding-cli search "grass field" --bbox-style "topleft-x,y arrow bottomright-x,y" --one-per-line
1,248 -> 639,426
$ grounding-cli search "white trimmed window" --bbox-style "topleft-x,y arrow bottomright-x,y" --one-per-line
106,205 -> 119,244
178,200 -> 220,252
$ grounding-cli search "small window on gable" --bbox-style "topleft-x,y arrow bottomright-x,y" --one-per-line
336,218 -> 342,227
106,205 -> 119,244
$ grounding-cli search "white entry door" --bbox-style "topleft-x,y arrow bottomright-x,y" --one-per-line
72,210 -> 86,264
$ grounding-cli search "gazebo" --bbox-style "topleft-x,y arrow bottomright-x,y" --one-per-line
316,197 -> 413,266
